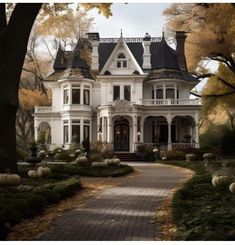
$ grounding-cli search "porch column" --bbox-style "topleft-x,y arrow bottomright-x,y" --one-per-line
195,123 -> 199,148
168,122 -> 172,150
34,127 -> 38,142
140,117 -> 144,142
80,120 -> 84,144
102,117 -> 106,142
133,115 -> 137,152
97,114 -> 101,141
107,115 -> 112,143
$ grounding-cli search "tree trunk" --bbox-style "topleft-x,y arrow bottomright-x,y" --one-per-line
0,3 -> 42,173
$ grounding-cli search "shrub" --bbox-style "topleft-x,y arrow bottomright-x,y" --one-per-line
75,156 -> 89,165
136,144 -> 154,161
91,162 -> 108,167
221,128 -> 235,155
100,143 -> 114,159
54,150 -> 71,162
52,177 -> 81,198
38,150 -> 47,160
52,147 -> 64,154
160,150 -> 185,160
186,153 -> 199,161
88,152 -> 103,163
91,140 -> 103,153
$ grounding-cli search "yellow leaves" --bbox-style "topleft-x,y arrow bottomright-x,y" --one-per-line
164,3 -> 235,71
19,89 -> 51,110
80,3 -> 112,18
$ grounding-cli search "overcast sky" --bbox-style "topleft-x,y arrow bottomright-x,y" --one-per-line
88,3 -> 171,38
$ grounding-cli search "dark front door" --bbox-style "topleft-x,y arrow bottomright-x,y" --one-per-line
114,121 -> 129,151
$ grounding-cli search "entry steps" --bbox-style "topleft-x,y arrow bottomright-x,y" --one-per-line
114,152 -> 142,162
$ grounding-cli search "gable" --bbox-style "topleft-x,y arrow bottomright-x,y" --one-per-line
98,42 -> 161,72
99,38 -> 144,75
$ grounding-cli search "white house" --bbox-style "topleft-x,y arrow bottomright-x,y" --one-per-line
34,31 -> 201,152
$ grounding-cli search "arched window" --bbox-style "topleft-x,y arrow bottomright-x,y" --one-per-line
117,52 -> 127,68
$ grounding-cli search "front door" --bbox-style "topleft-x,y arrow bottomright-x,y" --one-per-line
114,120 -> 129,151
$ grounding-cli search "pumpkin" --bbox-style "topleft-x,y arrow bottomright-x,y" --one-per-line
0,174 -> 21,186
42,167 -> 51,176
28,170 -> 41,178
229,183 -> 235,193
107,158 -> 120,166
38,150 -> 47,159
75,156 -> 89,165
212,175 -> 233,187
186,154 -> 198,161
203,153 -> 216,160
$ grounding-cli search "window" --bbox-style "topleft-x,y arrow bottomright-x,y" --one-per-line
113,86 -> 120,101
63,87 -> 69,104
72,85 -> 80,104
72,120 -> 80,143
116,52 -> 127,68
156,89 -> 163,99
83,120 -> 90,140
63,120 -> 69,143
124,86 -> 131,101
166,88 -> 175,99
84,89 -> 90,105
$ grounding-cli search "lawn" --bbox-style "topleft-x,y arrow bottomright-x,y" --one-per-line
158,160 -> 235,240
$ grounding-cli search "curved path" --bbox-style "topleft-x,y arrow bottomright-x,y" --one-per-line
35,163 -> 192,241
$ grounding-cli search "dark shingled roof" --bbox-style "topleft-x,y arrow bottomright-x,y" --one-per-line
52,35 -> 198,83
144,69 -> 198,83
98,42 -> 161,71
151,36 -> 179,70
53,46 -> 66,70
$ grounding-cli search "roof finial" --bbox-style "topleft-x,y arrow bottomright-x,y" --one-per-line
120,28 -> 123,38
162,27 -> 165,38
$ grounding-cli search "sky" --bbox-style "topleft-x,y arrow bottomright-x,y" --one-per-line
88,3 -> 171,38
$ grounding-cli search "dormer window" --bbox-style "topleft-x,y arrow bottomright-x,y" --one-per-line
117,52 -> 127,68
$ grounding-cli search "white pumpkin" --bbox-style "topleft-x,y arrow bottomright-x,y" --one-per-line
0,174 -> 21,186
229,183 -> 235,193
104,159 -> 109,165
42,167 -> 51,176
28,170 -> 40,178
212,175 -> 233,187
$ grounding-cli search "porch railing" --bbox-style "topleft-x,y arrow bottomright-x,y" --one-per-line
172,143 -> 197,149
35,106 -> 56,113
142,99 -> 201,106
134,142 -> 198,151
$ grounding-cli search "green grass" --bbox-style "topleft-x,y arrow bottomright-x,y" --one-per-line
46,163 -> 134,177
158,160 -> 235,241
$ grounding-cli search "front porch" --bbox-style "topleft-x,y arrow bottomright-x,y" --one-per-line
97,112 -> 199,153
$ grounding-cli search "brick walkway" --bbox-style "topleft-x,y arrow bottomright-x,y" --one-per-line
35,163 -> 191,241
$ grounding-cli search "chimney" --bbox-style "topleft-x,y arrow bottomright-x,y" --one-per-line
87,32 -> 100,71
176,31 -> 187,71
142,33 -> 151,69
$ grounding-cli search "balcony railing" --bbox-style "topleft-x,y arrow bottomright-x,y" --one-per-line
35,106 -> 56,113
142,99 -> 201,106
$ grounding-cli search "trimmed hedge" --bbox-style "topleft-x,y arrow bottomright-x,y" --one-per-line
47,163 -> 134,177
0,176 -> 81,240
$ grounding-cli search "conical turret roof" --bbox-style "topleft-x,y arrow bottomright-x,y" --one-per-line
151,33 -> 179,70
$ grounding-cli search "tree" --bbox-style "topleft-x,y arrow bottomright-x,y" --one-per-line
0,3 -> 112,173
17,88 -> 51,152
200,64 -> 235,130
164,3 -> 235,98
